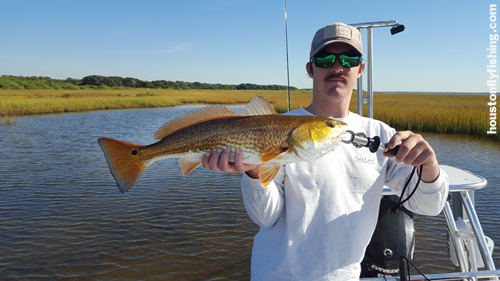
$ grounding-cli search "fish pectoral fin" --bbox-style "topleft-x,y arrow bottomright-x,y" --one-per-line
260,148 -> 288,162
239,95 -> 277,116
178,156 -> 202,176
258,164 -> 282,187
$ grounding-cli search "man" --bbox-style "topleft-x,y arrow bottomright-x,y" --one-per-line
202,22 -> 449,280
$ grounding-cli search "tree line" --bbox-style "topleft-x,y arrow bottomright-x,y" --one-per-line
0,75 -> 299,91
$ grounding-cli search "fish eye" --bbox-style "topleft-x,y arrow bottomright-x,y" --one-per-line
326,122 -> 336,128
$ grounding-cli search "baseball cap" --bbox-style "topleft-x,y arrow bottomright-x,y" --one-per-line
310,22 -> 363,60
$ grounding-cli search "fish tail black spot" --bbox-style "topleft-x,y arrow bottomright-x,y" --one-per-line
131,150 -> 138,155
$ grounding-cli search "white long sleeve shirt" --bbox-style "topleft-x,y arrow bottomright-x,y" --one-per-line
241,108 -> 449,281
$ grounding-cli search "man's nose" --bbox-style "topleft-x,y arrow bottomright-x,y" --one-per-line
330,59 -> 343,72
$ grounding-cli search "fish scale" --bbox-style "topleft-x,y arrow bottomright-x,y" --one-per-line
146,116 -> 293,158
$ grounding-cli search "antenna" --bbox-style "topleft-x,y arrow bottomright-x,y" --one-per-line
283,0 -> 290,112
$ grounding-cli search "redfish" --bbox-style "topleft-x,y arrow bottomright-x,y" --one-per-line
98,95 -> 347,192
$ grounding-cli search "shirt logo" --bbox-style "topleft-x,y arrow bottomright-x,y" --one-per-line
354,155 -> 375,164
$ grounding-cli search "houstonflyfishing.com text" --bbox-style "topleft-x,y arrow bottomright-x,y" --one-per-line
488,4 -> 498,135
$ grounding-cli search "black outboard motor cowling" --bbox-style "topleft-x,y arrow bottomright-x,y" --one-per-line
360,195 -> 415,278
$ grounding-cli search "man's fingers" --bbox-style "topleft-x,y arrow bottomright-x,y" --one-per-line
386,130 -> 441,182
233,150 -> 245,171
202,152 -> 212,169
388,131 -> 423,164
201,148 -> 260,175
386,130 -> 411,150
411,148 -> 433,167
218,148 -> 232,171
208,149 -> 223,171
388,131 -> 438,169
396,138 -> 417,164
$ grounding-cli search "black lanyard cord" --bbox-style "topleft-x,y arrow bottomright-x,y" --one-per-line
391,164 -> 424,214
399,256 -> 431,281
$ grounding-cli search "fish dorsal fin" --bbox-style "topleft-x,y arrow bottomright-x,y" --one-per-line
258,164 -> 282,187
154,104 -> 237,140
239,95 -> 277,116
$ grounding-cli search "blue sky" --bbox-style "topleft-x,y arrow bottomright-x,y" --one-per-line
0,0 -> 495,92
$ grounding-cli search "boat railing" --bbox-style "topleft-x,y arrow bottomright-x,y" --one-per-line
362,269 -> 500,281
364,165 -> 500,280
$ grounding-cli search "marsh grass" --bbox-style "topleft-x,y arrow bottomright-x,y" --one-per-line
0,89 -> 306,116
0,116 -> 16,127
0,89 -> 496,139
368,94 -> 490,136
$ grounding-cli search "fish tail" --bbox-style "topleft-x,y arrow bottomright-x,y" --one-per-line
97,137 -> 149,193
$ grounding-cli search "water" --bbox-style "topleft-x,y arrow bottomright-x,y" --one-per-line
0,107 -> 499,280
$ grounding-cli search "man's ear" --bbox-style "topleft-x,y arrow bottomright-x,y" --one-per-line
357,62 -> 366,77
306,62 -> 313,78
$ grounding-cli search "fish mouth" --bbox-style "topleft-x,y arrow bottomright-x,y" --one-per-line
338,126 -> 349,141
334,123 -> 349,142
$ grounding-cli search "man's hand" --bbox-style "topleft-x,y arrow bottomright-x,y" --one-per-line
202,149 -> 260,179
384,131 -> 440,183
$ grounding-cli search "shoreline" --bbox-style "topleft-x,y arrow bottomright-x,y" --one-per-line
0,89 -> 497,140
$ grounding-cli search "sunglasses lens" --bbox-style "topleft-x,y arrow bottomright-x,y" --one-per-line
339,54 -> 360,67
315,54 -> 336,67
314,53 -> 360,68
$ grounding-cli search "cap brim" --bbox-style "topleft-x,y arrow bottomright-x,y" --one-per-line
310,40 -> 364,59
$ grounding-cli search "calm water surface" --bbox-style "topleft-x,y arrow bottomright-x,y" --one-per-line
0,107 -> 499,280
